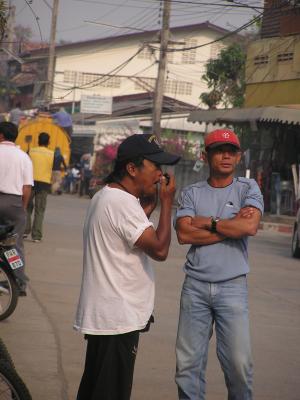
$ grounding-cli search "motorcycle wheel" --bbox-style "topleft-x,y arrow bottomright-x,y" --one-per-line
0,338 -> 14,369
0,360 -> 32,400
0,265 -> 18,321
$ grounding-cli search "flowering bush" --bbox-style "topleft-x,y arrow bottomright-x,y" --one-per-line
102,144 -> 118,161
92,131 -> 202,179
161,135 -> 201,160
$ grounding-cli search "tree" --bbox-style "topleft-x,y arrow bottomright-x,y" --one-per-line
0,0 -> 7,41
200,43 -> 247,109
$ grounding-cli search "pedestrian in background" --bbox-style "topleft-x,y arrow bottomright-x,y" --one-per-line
74,134 -> 180,400
174,129 -> 264,400
9,102 -> 25,126
79,153 -> 92,197
52,107 -> 73,137
0,122 -> 33,294
51,147 -> 67,195
25,132 -> 54,242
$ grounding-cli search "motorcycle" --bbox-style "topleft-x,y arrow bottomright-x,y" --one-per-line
0,224 -> 25,321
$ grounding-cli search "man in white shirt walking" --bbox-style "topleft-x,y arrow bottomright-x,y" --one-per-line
74,134 -> 180,400
0,122 -> 33,294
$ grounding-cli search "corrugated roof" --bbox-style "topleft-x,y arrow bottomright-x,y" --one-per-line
71,93 -> 194,123
188,106 -> 300,125
10,72 -> 36,87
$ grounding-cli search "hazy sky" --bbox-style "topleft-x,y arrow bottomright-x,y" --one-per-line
13,0 -> 262,44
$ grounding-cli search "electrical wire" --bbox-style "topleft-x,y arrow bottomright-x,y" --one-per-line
22,0 -> 43,42
152,14 -> 263,53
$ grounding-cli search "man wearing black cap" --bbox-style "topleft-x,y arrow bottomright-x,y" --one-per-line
74,134 -> 180,400
174,129 -> 264,400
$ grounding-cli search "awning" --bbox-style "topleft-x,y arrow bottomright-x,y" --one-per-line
188,106 -> 300,125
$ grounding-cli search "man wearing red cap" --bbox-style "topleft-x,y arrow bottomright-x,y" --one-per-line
174,129 -> 264,400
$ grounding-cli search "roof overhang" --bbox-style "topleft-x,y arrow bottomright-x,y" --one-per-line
188,106 -> 300,126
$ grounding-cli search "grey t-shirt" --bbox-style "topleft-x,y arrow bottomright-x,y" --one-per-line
175,178 -> 264,283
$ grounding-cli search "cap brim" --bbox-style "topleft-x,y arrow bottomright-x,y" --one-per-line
206,142 -> 240,150
144,152 -> 181,165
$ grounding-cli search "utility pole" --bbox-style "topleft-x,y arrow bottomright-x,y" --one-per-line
6,2 -> 15,56
152,0 -> 171,140
45,0 -> 59,107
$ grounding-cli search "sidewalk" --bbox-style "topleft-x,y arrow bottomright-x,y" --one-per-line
260,213 -> 294,234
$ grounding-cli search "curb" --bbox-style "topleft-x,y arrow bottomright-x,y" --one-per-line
259,221 -> 293,234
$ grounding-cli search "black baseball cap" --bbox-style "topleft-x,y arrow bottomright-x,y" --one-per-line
116,134 -> 181,165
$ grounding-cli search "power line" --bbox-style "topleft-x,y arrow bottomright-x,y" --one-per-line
22,0 -> 43,42
84,20 -> 150,32
150,14 -> 262,53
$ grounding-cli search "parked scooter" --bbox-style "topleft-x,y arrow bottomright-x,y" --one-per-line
0,224 -> 25,321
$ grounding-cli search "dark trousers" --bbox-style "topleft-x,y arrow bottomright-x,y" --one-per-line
79,177 -> 91,197
77,331 -> 140,400
0,193 -> 27,285
25,189 -> 48,240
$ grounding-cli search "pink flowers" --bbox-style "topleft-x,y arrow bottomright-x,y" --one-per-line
103,144 -> 118,161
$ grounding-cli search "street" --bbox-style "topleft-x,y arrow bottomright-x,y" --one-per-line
1,194 -> 300,400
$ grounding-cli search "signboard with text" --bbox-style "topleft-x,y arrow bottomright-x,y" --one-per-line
80,95 -> 112,115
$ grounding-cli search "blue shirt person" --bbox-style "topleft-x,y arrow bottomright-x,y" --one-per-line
174,129 -> 264,400
52,107 -> 73,137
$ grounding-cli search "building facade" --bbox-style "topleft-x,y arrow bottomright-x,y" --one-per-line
10,22 -> 234,110
245,1 -> 300,107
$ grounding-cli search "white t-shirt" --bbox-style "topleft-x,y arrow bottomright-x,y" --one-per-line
74,185 -> 155,335
0,141 -> 33,195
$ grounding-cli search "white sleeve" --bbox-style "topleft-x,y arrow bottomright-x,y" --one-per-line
115,198 -> 153,249
22,153 -> 34,186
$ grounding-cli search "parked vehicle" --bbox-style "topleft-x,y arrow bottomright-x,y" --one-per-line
0,224 -> 25,320
291,208 -> 300,258
16,114 -> 71,164
0,337 -> 32,399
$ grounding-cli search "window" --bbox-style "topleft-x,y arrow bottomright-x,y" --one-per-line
182,39 -> 197,64
138,46 -> 154,60
134,78 -> 192,95
254,55 -> 269,65
64,70 -> 76,83
97,76 -> 121,88
64,71 -> 121,88
277,52 -> 294,62
164,79 -> 192,95
134,78 -> 156,90
210,42 -> 226,60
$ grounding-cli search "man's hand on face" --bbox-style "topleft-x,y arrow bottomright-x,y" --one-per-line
140,188 -> 158,217
159,173 -> 176,204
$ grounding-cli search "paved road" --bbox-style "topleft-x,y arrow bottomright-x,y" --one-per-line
1,194 -> 300,400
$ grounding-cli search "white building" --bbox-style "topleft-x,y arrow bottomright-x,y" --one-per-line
47,22 -> 234,108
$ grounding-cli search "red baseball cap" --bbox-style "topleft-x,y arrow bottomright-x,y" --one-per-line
204,129 -> 240,150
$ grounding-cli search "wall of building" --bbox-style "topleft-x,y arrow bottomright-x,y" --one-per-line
245,80 -> 300,107
245,34 -> 300,106
52,28 -> 231,107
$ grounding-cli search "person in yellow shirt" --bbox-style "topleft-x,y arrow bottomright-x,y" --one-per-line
25,132 -> 54,242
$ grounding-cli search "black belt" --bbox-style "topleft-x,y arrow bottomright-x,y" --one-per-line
0,192 -> 22,197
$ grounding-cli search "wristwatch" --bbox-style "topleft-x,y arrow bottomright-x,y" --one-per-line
210,217 -> 220,233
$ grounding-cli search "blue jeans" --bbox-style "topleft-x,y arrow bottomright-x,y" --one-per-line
175,275 -> 253,400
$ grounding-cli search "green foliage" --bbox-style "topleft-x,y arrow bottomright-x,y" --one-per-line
200,43 -> 246,109
0,76 -> 18,96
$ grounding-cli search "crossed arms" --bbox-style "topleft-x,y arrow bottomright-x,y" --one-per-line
176,207 -> 262,246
